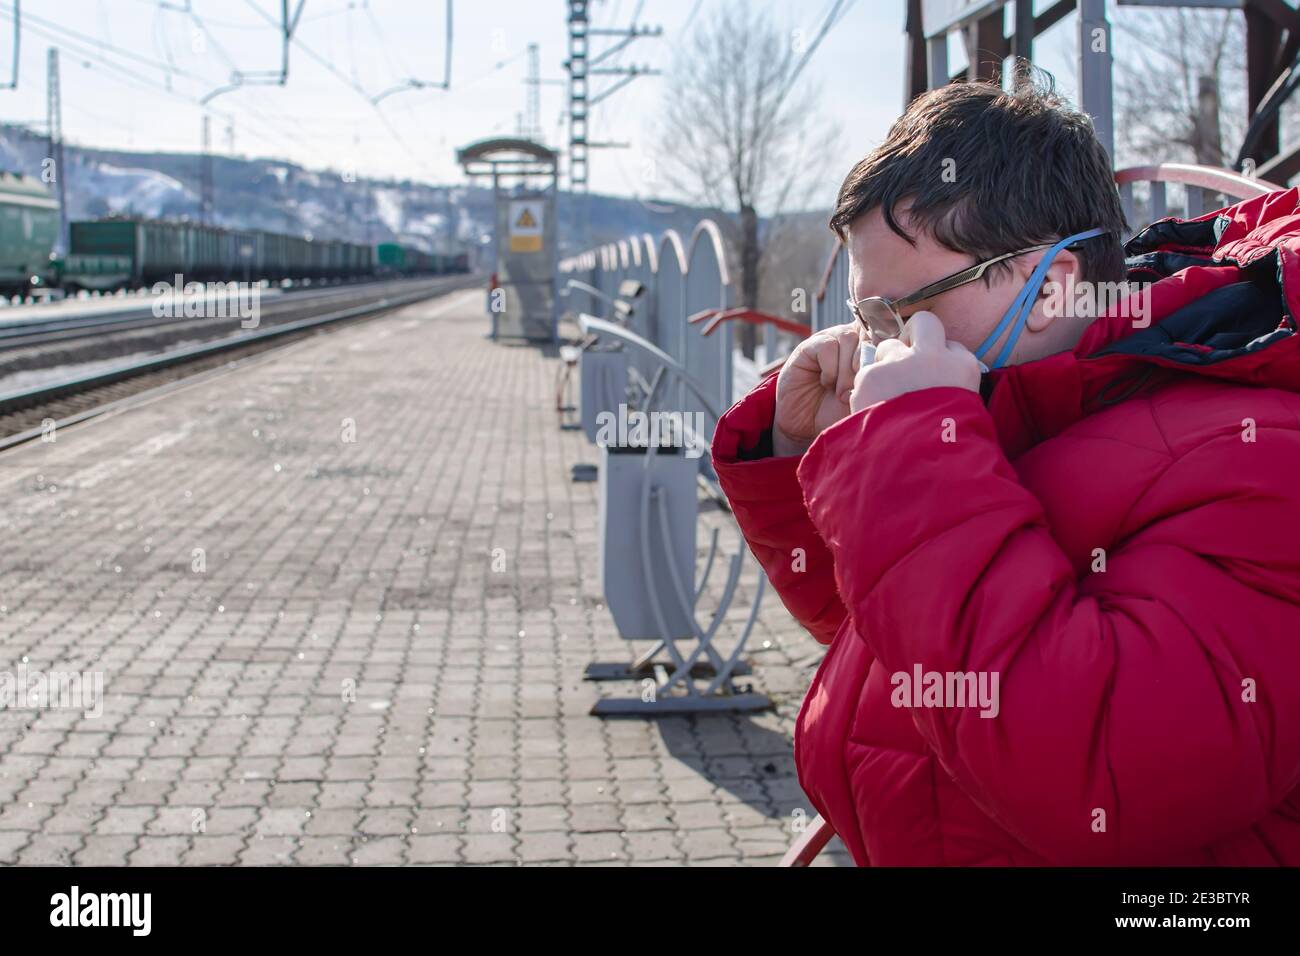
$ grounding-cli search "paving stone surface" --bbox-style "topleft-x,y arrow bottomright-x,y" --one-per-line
0,289 -> 852,866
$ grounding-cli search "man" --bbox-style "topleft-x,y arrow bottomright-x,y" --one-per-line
712,79 -> 1300,865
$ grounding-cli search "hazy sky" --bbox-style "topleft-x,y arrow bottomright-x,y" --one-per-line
1,1 -> 1083,207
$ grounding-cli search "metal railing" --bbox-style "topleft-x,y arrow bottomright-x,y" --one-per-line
1115,162 -> 1283,226
559,220 -> 800,715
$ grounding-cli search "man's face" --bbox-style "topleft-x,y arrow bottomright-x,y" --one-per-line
845,205 -> 1083,365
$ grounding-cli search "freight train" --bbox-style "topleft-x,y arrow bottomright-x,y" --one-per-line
0,171 -> 469,298
0,172 -> 60,295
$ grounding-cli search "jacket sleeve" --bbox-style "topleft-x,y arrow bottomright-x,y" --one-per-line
797,386 -> 1300,864
712,372 -> 847,645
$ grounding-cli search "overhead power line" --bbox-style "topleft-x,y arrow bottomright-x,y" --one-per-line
3,3 -> 331,164
202,0 -> 306,104
0,0 -> 18,90
238,0 -> 435,173
371,0 -> 453,103
778,0 -> 857,107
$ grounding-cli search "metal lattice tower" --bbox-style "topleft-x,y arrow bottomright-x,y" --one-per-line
566,1 -> 589,196
45,47 -> 68,256
563,0 -> 661,248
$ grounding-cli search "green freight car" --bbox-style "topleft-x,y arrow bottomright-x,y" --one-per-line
375,242 -> 408,274
0,172 -> 60,296
62,218 -> 376,290
64,219 -> 241,290
63,219 -> 145,290
5,207 -> 440,293
376,242 -> 437,276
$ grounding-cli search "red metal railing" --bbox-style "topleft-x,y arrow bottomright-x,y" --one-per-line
1113,162 -> 1283,197
779,815 -> 835,867
686,307 -> 812,339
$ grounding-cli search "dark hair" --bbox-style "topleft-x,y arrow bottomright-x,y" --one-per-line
829,74 -> 1127,284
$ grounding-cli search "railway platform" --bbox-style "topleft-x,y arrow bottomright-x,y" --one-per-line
0,287 -> 849,866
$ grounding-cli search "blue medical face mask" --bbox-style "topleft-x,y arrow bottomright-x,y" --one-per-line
972,227 -> 1106,369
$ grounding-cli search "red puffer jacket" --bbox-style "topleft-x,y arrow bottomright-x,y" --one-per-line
713,188 -> 1300,866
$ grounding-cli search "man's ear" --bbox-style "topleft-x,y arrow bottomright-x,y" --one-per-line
1024,249 -> 1080,334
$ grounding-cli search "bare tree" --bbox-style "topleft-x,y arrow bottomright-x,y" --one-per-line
655,0 -> 839,353
1113,7 -> 1244,170
757,211 -> 837,322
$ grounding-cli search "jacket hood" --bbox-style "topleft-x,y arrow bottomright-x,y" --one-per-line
984,186 -> 1300,459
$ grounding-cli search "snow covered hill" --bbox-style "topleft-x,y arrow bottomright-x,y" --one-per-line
0,123 -> 714,260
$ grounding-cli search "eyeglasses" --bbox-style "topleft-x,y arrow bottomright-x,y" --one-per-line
846,241 -> 1060,342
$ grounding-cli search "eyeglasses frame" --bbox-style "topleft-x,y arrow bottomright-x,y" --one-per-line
845,240 -> 1063,340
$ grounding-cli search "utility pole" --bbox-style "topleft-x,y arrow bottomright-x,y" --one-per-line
45,47 -> 68,256
2,0 -> 19,91
444,187 -> 453,257
563,1 -> 661,248
525,42 -> 541,141
366,185 -> 374,245
200,114 -> 214,224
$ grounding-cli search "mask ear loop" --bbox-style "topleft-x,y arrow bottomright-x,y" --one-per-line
975,276 -> 1040,368
989,259 -> 1056,369
974,227 -> 1106,369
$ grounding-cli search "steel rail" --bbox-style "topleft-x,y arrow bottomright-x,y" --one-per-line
0,278 -> 460,348
0,276 -> 476,417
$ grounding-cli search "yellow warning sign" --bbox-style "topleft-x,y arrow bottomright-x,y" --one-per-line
508,199 -> 544,254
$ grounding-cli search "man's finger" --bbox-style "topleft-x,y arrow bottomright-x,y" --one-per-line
874,337 -> 909,363
901,310 -> 947,352
835,326 -> 858,398
785,336 -> 821,377
815,334 -> 841,389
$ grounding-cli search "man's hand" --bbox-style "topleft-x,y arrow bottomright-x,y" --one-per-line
849,311 -> 981,413
773,323 -> 861,457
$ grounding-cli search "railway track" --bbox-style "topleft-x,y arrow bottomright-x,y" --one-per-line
0,280 -> 418,349
0,277 -> 476,379
0,275 -> 479,449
